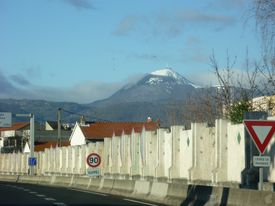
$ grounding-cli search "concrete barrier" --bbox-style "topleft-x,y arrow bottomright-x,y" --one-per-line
52,175 -> 73,187
1,174 -> 275,205
100,178 -> 114,193
132,180 -> 151,198
111,179 -> 135,195
18,175 -> 41,184
150,182 -> 168,198
71,176 -> 90,189
0,174 -> 19,182
226,187 -> 275,206
37,175 -> 52,185
164,183 -> 189,205
88,177 -> 102,191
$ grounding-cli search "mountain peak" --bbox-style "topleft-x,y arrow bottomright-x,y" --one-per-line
151,68 -> 179,79
149,68 -> 200,88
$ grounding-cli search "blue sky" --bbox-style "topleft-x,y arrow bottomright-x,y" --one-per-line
0,0 -> 263,103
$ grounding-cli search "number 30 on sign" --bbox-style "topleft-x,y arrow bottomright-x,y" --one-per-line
86,153 -> 101,168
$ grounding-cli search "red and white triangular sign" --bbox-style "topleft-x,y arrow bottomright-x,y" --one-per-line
244,120 -> 275,154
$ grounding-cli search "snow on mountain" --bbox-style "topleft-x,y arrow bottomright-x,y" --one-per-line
92,67 -> 202,107
148,68 -> 201,88
151,68 -> 180,79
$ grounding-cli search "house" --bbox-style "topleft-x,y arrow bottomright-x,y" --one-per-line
70,119 -> 160,146
45,121 -> 71,131
33,129 -> 72,151
0,122 -> 30,153
31,121 -> 72,152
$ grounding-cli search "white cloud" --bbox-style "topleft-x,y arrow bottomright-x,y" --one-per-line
0,69 -> 143,104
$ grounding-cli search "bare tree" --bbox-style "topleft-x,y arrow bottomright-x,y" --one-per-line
183,87 -> 223,126
209,51 -> 261,122
254,0 -> 275,58
254,0 -> 275,95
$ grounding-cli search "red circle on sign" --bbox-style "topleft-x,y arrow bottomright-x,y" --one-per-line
86,153 -> 101,168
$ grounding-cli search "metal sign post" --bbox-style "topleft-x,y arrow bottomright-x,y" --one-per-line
259,154 -> 263,191
16,113 -> 35,176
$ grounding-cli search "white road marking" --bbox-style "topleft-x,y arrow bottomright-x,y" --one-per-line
123,198 -> 158,206
53,203 -> 67,206
70,188 -> 108,196
29,191 -> 37,194
36,194 -> 46,197
44,197 -> 56,201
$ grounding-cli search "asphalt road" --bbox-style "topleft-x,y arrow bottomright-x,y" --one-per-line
0,181 -> 160,205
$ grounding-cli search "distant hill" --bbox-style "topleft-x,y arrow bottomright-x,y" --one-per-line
0,68 -> 230,126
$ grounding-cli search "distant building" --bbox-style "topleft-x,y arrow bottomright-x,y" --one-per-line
0,121 -> 72,153
70,120 -> 160,146
0,122 -> 30,153
45,121 -> 72,131
34,129 -> 71,151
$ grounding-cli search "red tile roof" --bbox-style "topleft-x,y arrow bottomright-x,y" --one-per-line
80,121 -> 159,140
35,141 -> 70,152
0,122 -> 30,132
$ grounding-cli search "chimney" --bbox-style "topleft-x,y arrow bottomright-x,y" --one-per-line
80,115 -> 86,126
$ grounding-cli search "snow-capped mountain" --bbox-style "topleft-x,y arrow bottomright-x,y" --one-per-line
147,68 -> 200,88
93,68 -> 199,106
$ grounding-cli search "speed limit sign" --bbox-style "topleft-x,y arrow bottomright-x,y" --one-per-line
86,153 -> 101,168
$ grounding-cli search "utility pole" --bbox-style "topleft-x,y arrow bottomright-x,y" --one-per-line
57,108 -> 61,147
30,113 -> 34,175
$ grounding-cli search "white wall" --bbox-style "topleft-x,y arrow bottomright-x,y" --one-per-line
213,119 -> 229,183
170,125 -> 193,180
1,118 -> 275,186
142,130 -> 158,178
120,133 -> 131,176
155,128 -> 172,179
189,123 -> 216,182
130,132 -> 143,177
227,123 -> 246,183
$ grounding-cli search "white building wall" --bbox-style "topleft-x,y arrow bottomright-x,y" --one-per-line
70,123 -> 86,146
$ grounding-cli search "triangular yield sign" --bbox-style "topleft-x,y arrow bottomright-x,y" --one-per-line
244,120 -> 275,154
